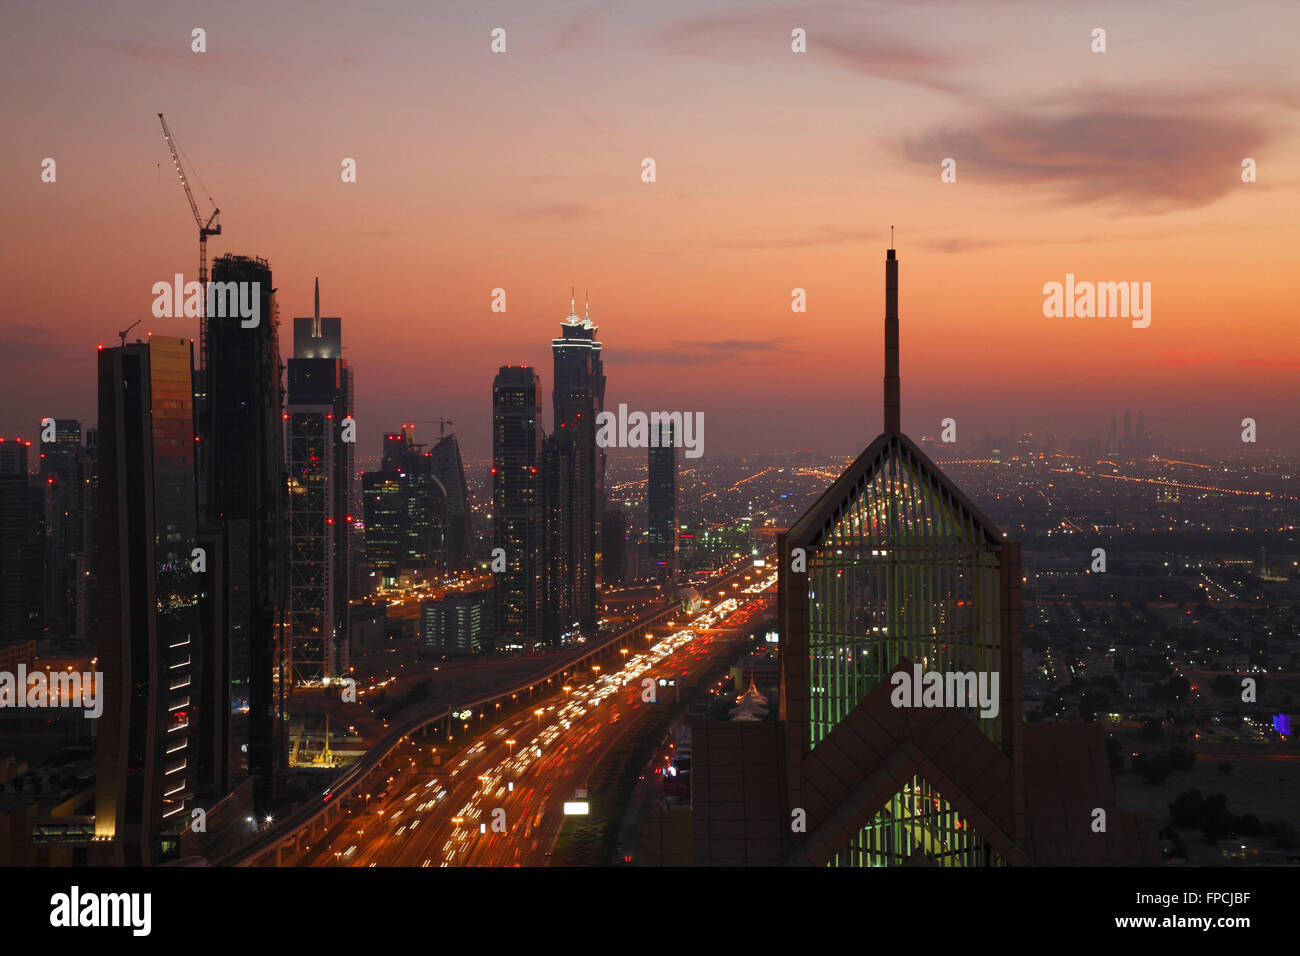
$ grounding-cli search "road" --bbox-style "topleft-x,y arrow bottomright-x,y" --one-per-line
290,569 -> 778,867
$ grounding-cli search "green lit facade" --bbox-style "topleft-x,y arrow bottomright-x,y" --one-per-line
778,247 -> 1020,867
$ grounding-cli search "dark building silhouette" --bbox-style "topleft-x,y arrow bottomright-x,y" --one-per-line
492,366 -> 542,649
78,426 -> 100,643
550,296 -> 604,631
199,253 -> 287,801
646,422 -> 677,581
286,277 -> 354,682
669,247 -> 1159,867
38,418 -> 87,644
541,431 -> 575,645
601,505 -> 626,586
0,437 -> 43,649
94,338 -> 200,865
368,425 -> 446,584
428,431 -> 472,568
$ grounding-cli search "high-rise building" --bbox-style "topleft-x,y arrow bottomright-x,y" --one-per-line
601,505 -> 626,586
492,366 -> 542,649
646,422 -> 677,581
94,338 -> 201,865
362,470 -> 404,584
38,419 -> 86,643
428,431 -> 472,569
0,437 -> 42,649
78,426 -> 100,643
541,432 -> 575,645
368,425 -> 446,584
286,278 -> 354,683
550,296 -> 604,631
675,247 -> 1159,868
200,253 -> 287,799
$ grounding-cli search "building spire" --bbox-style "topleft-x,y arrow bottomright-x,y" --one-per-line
313,274 -> 321,338
884,244 -> 900,434
584,290 -> 589,320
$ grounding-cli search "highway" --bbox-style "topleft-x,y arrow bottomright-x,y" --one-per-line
288,568 -> 778,867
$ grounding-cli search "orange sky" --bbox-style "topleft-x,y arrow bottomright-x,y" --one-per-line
2,0 -> 1298,459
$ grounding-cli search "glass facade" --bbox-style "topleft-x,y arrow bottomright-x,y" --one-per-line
288,409 -> 332,683
803,436 -> 1004,866
828,775 -> 1005,867
806,437 -> 1002,749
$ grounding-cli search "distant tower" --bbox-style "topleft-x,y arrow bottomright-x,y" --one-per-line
1123,410 -> 1132,445
492,366 -> 543,649
287,276 -> 353,683
647,422 -> 677,581
551,294 -> 604,632
1107,417 -> 1118,454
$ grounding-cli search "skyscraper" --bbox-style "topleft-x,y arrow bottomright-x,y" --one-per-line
680,246 -> 1157,867
601,505 -> 626,586
646,421 -> 677,581
0,437 -> 42,650
286,277 -> 353,683
369,425 -> 447,583
541,431 -> 575,645
38,418 -> 85,644
362,470 -> 404,584
200,253 -> 287,799
492,366 -> 542,649
550,295 -> 605,631
429,431 -> 472,569
94,337 -> 200,865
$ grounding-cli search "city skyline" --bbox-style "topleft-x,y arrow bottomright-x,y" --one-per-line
3,1 -> 1299,459
1,0 -> 1297,901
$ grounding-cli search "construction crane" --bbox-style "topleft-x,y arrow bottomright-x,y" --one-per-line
409,419 -> 454,439
117,319 -> 142,346
158,112 -> 220,367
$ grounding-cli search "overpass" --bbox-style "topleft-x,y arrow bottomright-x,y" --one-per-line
215,555 -> 770,866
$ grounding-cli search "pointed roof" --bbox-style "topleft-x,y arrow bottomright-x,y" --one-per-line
786,431 -> 1004,551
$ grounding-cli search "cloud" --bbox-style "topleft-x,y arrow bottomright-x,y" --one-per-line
654,3 -> 964,93
903,90 -> 1281,212
1238,356 -> 1300,370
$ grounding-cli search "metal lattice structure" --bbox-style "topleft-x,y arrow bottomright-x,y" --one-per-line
803,435 -> 1004,749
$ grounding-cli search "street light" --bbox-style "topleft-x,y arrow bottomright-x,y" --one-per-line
506,738 -> 516,757
534,708 -> 544,731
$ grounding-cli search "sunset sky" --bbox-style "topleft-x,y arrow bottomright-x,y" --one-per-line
2,0 -> 1298,460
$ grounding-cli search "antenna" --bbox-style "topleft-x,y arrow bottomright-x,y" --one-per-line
890,225 -> 894,249
884,244 -> 899,434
